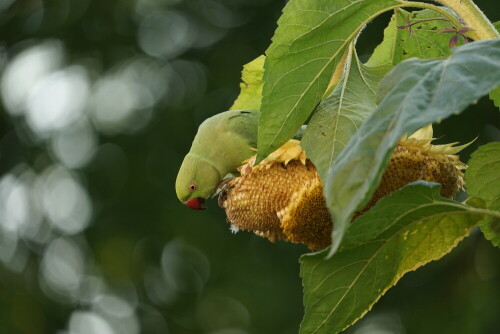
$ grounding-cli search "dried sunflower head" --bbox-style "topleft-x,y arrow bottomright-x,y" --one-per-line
219,140 -> 322,244
219,127 -> 469,250
360,125 -> 470,213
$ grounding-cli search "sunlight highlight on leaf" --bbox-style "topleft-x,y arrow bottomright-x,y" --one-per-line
257,0 -> 402,162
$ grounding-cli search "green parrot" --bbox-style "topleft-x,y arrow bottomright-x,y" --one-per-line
175,109 -> 260,210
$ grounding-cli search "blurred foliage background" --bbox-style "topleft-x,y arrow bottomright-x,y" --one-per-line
0,0 -> 499,333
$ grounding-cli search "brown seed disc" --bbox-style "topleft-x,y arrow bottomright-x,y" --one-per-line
220,143 -> 465,250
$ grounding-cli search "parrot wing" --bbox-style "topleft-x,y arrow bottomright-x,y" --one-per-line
225,109 -> 260,149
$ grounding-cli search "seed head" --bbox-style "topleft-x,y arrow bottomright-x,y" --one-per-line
219,127 -> 469,250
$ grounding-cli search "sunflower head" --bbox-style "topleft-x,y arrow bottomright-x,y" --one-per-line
219,126 -> 469,250
219,140 -> 331,248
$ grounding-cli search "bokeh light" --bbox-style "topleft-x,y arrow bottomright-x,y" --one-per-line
138,10 -> 196,59
26,66 -> 90,136
68,311 -> 114,334
160,240 -> 210,296
50,120 -> 98,169
37,165 -> 92,235
0,168 -> 41,235
0,0 -> 498,333
40,237 -> 85,298
1,40 -> 64,116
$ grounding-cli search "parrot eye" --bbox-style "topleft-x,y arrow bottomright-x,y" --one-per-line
189,183 -> 197,191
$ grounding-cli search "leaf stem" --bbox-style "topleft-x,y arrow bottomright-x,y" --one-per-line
432,0 -> 499,40
399,2 -> 463,30
465,207 -> 500,219
397,17 -> 451,30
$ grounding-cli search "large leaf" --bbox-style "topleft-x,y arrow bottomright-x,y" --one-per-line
367,8 -> 462,67
304,7 -> 459,186
326,38 -> 500,253
230,55 -> 265,110
465,142 -> 500,247
257,0 -> 402,162
300,183 -> 483,334
302,45 -> 391,180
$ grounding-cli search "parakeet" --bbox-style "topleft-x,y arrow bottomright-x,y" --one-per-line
175,109 -> 260,210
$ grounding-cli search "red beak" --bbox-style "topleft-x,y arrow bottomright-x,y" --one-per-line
184,198 -> 206,210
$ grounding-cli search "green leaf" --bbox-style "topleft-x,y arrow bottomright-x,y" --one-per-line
489,22 -> 500,108
367,8 -> 462,67
482,216 -> 500,247
257,0 -> 402,162
230,55 -> 265,110
300,182 -> 483,334
466,143 -> 500,207
326,38 -> 500,253
302,45 -> 391,180
465,142 -> 500,247
489,86 -> 500,108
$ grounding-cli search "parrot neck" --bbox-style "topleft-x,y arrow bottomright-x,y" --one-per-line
187,152 -> 224,178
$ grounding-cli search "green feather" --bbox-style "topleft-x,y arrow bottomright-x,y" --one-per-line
175,109 -> 259,203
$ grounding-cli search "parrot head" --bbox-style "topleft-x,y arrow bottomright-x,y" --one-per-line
175,154 -> 222,210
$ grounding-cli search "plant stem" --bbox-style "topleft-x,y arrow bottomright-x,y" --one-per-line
431,0 -> 499,40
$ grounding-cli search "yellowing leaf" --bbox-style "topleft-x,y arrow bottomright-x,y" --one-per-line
230,55 -> 265,111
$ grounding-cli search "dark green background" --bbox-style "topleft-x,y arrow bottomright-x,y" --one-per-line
0,1 -> 499,333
